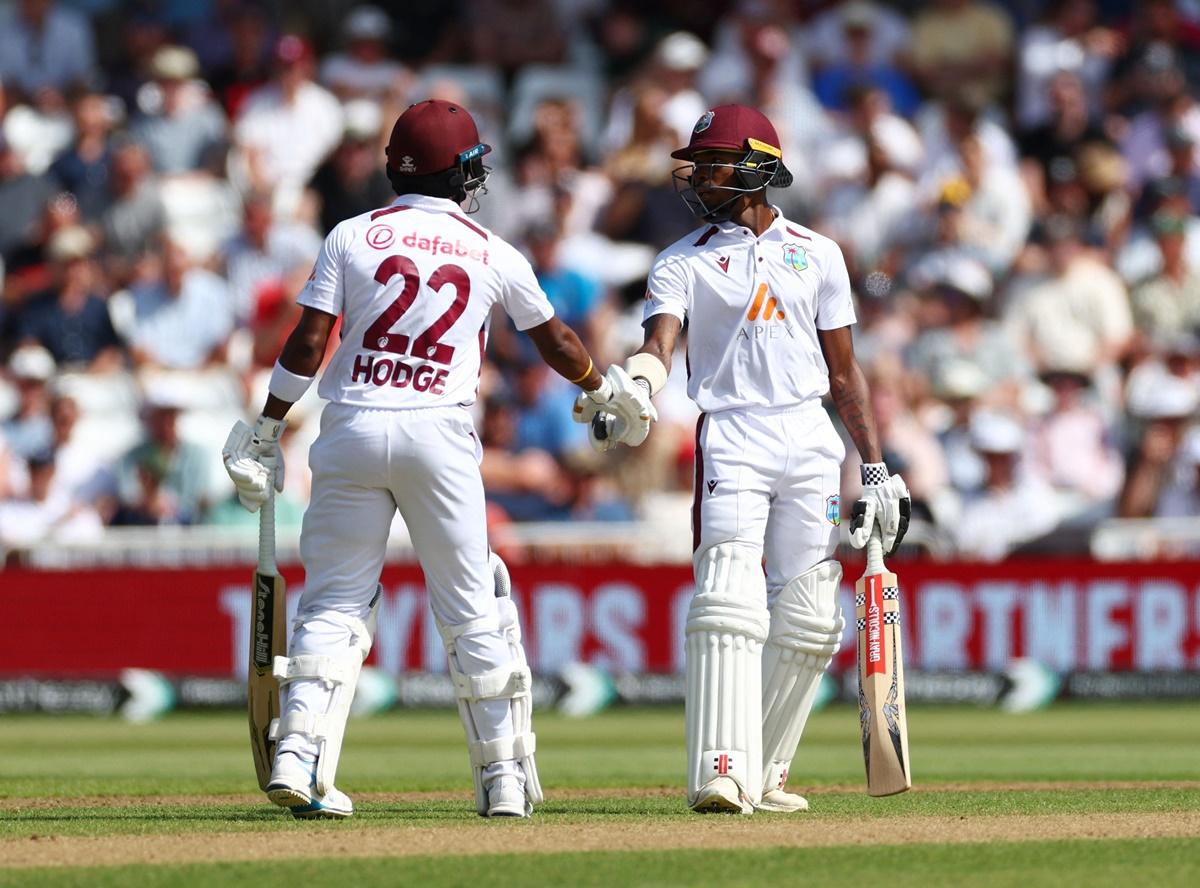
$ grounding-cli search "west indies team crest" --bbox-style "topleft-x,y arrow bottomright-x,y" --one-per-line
826,494 -> 840,526
783,243 -> 808,271
694,110 -> 714,133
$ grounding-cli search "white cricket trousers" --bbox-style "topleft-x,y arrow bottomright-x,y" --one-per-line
691,400 -> 845,589
277,402 -> 518,784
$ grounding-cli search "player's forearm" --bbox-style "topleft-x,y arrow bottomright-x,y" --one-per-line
829,362 -> 883,465
636,315 -> 681,376
528,318 -> 603,390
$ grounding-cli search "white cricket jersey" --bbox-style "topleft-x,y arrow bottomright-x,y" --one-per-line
298,194 -> 555,408
644,207 -> 856,413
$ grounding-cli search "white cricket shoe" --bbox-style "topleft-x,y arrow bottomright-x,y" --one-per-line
486,775 -> 529,817
266,751 -> 354,819
691,776 -> 753,815
758,788 -> 809,813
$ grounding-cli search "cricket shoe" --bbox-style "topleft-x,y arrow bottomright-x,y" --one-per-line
266,751 -> 353,819
690,776 -> 753,815
485,775 -> 530,818
757,788 -> 809,813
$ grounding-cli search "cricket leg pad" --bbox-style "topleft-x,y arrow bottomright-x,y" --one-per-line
686,542 -> 770,810
761,560 -> 844,800
441,595 -> 542,817
269,588 -> 380,796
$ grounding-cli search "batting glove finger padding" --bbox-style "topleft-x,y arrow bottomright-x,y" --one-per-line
848,469 -> 912,557
222,419 -> 287,510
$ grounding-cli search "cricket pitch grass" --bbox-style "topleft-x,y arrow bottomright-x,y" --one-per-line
1,703 -> 1197,886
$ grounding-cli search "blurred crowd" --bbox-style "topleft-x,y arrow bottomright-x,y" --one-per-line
2,0 -> 1200,562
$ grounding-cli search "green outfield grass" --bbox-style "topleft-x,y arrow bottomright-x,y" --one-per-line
1,703 -> 1197,885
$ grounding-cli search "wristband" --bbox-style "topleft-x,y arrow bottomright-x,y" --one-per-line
268,360 -> 315,403
568,358 -> 593,385
624,353 -> 668,397
860,462 -> 888,486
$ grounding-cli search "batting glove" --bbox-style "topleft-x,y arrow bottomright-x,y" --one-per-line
222,416 -> 286,512
848,465 -> 911,557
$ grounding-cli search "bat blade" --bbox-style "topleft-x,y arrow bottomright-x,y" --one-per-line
855,564 -> 911,797
248,569 -> 285,792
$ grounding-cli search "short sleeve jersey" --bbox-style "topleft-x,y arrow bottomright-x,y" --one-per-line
643,208 -> 856,413
298,194 -> 554,408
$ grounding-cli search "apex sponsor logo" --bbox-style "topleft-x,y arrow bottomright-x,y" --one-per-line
746,283 -> 785,322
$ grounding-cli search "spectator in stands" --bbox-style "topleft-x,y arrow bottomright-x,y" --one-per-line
308,100 -> 394,236
1155,427 -> 1200,519
906,256 -> 1029,389
233,35 -> 342,212
955,131 -> 1032,272
1015,0 -> 1120,130
807,1 -> 912,77
604,32 -> 708,152
45,392 -> 110,507
911,0 -> 1014,106
48,91 -> 116,222
206,2 -> 273,121
956,410 -> 1059,560
0,191 -> 81,307
116,390 -> 210,525
99,138 -> 166,275
811,2 -> 919,116
1017,71 -> 1110,218
467,0 -> 567,80
0,132 -> 57,261
479,393 -> 574,522
0,447 -> 103,553
1,344 -> 55,459
319,5 -> 409,103
1005,215 -> 1133,378
131,46 -> 228,175
0,0 -> 97,101
600,84 -> 699,252
124,239 -> 234,370
1118,360 -> 1200,517
1120,55 -> 1200,193
1130,209 -> 1200,340
221,189 -> 321,321
13,226 -> 123,371
1028,365 -> 1124,518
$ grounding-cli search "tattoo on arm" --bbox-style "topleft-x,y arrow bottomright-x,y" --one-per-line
638,315 -> 681,373
830,362 -> 883,465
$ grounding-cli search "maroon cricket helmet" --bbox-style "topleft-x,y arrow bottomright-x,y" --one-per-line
385,99 -> 492,177
671,104 -> 793,187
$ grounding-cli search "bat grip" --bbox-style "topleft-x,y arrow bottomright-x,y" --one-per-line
866,523 -> 884,576
257,466 -> 276,575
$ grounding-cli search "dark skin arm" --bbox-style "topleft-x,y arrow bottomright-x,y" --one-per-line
262,307 -> 339,420
524,316 -> 603,391
818,325 -> 883,465
636,314 -> 682,373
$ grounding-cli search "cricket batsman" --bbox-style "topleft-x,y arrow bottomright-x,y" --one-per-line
222,100 -> 653,819
593,105 -> 911,813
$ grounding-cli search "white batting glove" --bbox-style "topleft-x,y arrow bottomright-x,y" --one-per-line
848,465 -> 911,557
221,416 -> 286,512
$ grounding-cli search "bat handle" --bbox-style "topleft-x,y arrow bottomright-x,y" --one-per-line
866,523 -> 885,576
257,464 -> 276,575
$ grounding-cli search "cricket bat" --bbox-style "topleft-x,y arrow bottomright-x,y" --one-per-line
248,469 -> 286,791
855,525 -> 911,796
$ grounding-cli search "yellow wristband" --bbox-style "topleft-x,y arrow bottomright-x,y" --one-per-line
568,358 -> 594,385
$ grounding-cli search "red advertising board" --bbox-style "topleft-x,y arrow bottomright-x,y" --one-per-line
2,559 -> 1199,678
